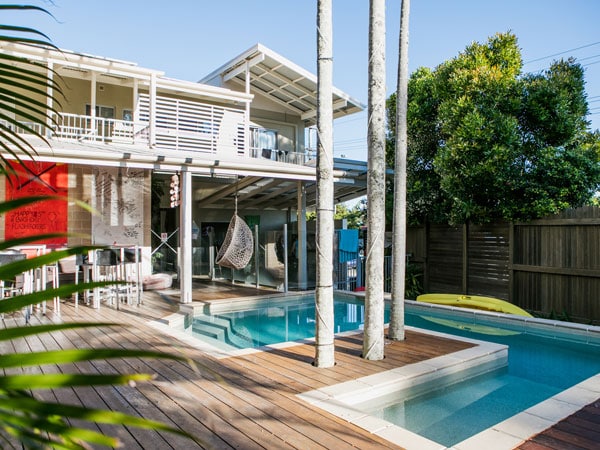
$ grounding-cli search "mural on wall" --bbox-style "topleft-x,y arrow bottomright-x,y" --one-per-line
92,167 -> 144,246
4,161 -> 68,247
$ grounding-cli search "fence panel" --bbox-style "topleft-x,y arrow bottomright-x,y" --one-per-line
408,206 -> 600,324
512,206 -> 600,323
468,223 -> 510,299
427,225 -> 463,293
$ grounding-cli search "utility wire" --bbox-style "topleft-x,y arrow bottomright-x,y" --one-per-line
524,41 -> 600,65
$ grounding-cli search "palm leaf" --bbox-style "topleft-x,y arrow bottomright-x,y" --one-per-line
0,349 -> 187,369
0,373 -> 154,390
0,322 -> 120,341
0,282 -> 121,315
0,5 -> 199,447
0,197 -> 93,216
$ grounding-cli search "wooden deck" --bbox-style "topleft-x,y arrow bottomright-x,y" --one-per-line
1,282 -> 598,449
516,400 -> 600,450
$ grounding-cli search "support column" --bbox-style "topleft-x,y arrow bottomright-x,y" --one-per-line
133,78 -> 139,121
297,181 -> 308,290
244,61 -> 251,157
179,168 -> 193,303
46,61 -> 53,138
90,72 -> 97,122
149,73 -> 157,147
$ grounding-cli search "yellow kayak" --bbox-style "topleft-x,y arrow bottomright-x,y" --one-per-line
416,293 -> 532,317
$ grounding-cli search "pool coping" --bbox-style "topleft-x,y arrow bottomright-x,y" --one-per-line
150,293 -> 600,449
297,326 -> 508,450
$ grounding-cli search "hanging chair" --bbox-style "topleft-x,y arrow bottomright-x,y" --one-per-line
216,208 -> 254,270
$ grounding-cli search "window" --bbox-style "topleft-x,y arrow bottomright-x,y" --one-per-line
85,104 -> 115,119
252,128 -> 278,150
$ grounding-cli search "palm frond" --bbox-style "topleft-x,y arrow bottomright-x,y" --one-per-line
0,5 -> 199,447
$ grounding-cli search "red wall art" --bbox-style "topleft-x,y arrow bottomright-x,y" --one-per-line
5,161 -> 68,247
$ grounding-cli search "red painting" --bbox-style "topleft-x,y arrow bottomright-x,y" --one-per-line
5,161 -> 68,247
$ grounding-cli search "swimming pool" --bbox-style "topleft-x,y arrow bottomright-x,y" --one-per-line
182,294 -> 600,447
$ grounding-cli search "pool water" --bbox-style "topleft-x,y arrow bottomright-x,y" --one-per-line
188,295 -> 600,447
190,296 -> 378,350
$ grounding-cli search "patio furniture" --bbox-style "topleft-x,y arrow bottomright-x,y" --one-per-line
216,193 -> 254,270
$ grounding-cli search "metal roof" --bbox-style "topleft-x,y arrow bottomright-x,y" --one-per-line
199,44 -> 365,126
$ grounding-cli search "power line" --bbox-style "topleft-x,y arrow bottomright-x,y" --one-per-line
524,41 -> 600,65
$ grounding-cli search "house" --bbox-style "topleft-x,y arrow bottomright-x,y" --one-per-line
0,41 -> 368,303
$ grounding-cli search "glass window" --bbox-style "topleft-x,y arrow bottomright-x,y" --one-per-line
252,128 -> 278,149
85,104 -> 115,119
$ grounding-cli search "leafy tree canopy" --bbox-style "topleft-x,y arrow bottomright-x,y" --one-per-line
387,32 -> 600,225
307,199 -> 367,229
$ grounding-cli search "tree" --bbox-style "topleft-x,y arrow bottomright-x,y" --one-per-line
363,0 -> 386,361
387,32 -> 600,225
389,0 -> 410,341
306,201 -> 367,229
314,0 -> 335,368
0,5 -> 196,448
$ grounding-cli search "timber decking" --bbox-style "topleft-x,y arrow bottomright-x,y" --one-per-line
1,283 -> 598,449
516,401 -> 600,450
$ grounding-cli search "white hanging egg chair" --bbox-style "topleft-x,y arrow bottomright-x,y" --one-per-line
215,194 -> 254,270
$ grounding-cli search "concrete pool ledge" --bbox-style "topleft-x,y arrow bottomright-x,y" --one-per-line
453,372 -> 600,450
298,329 -> 508,450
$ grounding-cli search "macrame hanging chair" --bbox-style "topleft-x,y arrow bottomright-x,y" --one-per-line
216,191 -> 254,270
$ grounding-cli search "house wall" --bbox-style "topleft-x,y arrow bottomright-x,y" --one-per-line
60,76 -> 134,119
251,108 -> 305,153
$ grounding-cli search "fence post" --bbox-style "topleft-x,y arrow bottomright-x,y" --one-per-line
462,221 -> 469,294
424,221 -> 429,292
508,221 -> 514,304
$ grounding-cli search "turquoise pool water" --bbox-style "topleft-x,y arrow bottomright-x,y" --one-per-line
189,295 -> 600,446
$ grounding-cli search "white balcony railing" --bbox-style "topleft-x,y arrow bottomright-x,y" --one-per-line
3,112 -> 311,167
54,113 -> 149,145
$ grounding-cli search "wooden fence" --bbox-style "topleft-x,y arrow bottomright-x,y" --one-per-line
406,206 -> 600,324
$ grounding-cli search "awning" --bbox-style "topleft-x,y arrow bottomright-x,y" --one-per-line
199,43 -> 365,126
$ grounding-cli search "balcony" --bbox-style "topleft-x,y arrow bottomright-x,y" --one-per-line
4,112 -> 311,167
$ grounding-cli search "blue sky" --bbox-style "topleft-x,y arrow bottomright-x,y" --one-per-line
12,0 -> 600,160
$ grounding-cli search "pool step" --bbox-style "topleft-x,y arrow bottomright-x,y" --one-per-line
191,315 -> 255,349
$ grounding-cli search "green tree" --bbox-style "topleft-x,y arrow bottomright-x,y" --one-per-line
307,200 -> 367,229
0,5 -> 196,448
387,32 -> 600,225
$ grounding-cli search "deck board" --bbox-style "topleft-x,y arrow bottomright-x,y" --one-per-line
1,281 -> 597,449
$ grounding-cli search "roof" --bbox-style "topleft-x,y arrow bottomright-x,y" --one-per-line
199,44 -> 365,126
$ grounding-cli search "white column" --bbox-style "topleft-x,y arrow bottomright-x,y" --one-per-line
149,73 -> 157,147
46,61 -> 53,138
133,78 -> 139,121
244,61 -> 251,157
297,181 -> 308,290
179,168 -> 193,303
90,72 -> 97,121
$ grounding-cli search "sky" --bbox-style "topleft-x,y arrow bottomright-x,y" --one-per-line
10,0 -> 600,161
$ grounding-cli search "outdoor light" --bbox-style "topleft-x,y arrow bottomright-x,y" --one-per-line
169,173 -> 180,207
